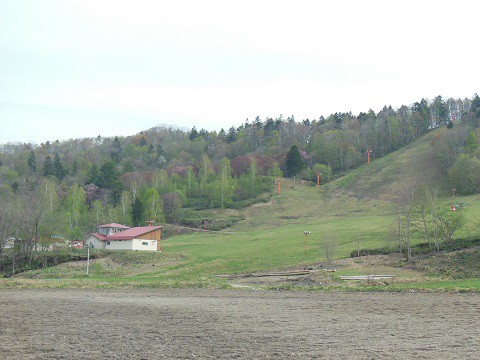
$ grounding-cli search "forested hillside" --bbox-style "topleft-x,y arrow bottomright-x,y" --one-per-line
0,94 -> 479,258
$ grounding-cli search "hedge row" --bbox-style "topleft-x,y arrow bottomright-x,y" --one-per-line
350,236 -> 480,258
0,249 -> 106,277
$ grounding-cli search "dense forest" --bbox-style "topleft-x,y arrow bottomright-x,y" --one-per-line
0,94 -> 479,258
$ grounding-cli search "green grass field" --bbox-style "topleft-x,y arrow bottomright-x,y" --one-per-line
3,129 -> 480,291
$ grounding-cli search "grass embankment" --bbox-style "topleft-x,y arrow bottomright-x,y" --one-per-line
3,129 -> 480,291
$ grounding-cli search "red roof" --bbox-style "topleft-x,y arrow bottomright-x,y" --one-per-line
98,226 -> 162,241
91,233 -> 107,240
97,223 -> 131,229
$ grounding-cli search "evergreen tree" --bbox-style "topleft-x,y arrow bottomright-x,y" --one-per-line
226,127 -> 237,143
431,95 -> 449,125
112,136 -> 121,148
189,127 -> 199,141
53,153 -> 67,180
111,136 -> 121,162
98,161 -> 119,188
11,181 -> 19,193
471,94 -> 480,118
27,150 -> 36,174
286,145 -> 305,178
131,197 -> 145,226
71,159 -> 79,176
86,164 -> 100,185
42,155 -> 54,177
98,161 -> 124,204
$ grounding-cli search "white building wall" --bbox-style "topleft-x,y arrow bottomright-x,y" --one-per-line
103,238 -> 158,251
86,235 -> 106,249
105,239 -> 133,250
131,238 -> 158,251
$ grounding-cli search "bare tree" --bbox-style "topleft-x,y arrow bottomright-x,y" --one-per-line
16,183 -> 51,259
322,231 -> 337,270
394,186 -> 465,260
414,187 -> 441,250
394,188 -> 417,261
434,209 -> 465,244
0,199 -> 15,255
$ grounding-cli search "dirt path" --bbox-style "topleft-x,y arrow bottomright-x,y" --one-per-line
1,289 -> 479,359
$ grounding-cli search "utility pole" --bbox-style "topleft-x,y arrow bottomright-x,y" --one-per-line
86,243 -> 90,276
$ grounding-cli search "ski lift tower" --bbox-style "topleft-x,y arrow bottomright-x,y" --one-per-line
316,171 -> 322,187
366,148 -> 372,165
276,178 -> 282,194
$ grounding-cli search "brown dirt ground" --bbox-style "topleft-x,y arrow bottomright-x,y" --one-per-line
1,289 -> 479,359
225,254 -> 426,289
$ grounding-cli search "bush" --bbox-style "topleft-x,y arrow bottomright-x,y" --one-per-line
0,249 -> 107,277
227,196 -> 270,209
350,237 -> 480,258
448,154 -> 480,194
350,247 -> 396,258
183,197 -> 211,210
172,208 -> 244,231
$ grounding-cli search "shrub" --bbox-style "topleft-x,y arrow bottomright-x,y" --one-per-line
0,249 -> 107,277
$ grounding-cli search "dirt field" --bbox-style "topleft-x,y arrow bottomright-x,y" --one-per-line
1,289 -> 479,359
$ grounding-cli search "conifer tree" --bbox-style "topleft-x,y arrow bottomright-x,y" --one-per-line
42,155 -> 54,177
131,197 -> 145,227
286,145 -> 305,178
53,153 -> 66,180
27,150 -> 36,174
86,164 -> 100,185
71,159 -> 79,176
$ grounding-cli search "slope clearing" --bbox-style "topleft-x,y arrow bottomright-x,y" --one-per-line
5,129 -> 480,290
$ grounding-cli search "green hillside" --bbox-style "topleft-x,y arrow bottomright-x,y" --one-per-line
4,129 -> 480,291
331,129 -> 451,200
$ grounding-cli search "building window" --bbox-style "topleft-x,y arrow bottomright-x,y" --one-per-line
107,241 -> 110,245
142,242 -> 148,246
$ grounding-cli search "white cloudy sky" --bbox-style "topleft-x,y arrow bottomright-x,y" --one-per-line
0,0 -> 478,144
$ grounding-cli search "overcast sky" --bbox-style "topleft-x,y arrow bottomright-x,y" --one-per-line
1,0 -> 478,144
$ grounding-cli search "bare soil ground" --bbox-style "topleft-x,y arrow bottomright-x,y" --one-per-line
1,289 -> 479,359
224,254 -> 426,289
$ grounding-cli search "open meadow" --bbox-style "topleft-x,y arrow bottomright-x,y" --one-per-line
3,130 -> 480,291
